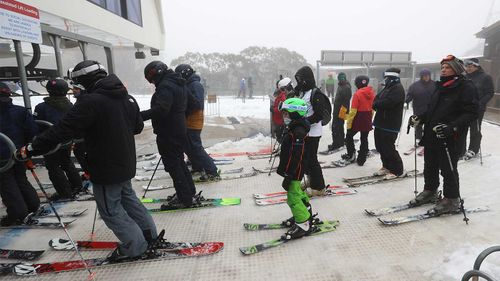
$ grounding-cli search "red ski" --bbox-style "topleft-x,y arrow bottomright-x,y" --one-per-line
253,185 -> 348,199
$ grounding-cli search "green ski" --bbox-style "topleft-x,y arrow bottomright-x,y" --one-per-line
148,198 -> 240,213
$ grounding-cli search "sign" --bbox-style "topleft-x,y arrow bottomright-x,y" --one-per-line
320,50 -> 412,66
207,94 -> 217,103
0,0 -> 41,43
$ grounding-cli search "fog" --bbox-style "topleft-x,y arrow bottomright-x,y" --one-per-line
163,0 -> 499,64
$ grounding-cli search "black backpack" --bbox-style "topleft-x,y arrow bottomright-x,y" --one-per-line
311,88 -> 332,126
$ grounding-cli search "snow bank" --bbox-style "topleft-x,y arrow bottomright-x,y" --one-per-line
206,133 -> 271,153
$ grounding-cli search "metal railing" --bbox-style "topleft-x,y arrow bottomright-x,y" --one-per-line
461,245 -> 500,281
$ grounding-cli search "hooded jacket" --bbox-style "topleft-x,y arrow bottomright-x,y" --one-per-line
333,82 -> 352,119
372,82 -> 405,133
34,96 -> 73,126
32,74 -> 144,184
277,117 -> 310,181
185,73 -> 205,130
405,79 -> 435,115
346,86 -> 375,132
466,68 -> 494,112
295,66 -> 325,136
419,76 -> 478,147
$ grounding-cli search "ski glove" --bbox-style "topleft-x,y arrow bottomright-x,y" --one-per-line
14,144 -> 35,161
408,115 -> 420,127
433,123 -> 457,139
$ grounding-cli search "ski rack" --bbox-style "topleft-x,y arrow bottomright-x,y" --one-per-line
461,245 -> 500,281
0,132 -> 16,173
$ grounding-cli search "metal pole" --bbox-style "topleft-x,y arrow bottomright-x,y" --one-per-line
13,40 -> 31,112
104,46 -> 115,74
78,41 -> 88,60
50,34 -> 64,77
316,60 -> 321,87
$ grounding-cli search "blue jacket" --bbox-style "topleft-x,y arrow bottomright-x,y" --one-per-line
34,96 -> 73,126
186,74 -> 205,110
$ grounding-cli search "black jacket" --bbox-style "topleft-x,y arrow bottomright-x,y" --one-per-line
277,118 -> 310,181
141,70 -> 188,141
405,80 -> 435,115
466,68 -> 494,112
333,82 -> 352,118
34,96 -> 73,126
419,76 -> 478,147
32,74 -> 144,184
372,82 -> 406,133
0,97 -> 37,159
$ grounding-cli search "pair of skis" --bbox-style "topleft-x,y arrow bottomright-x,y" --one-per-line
322,149 -> 379,168
141,196 -> 241,213
253,185 -> 357,206
343,170 -> 422,187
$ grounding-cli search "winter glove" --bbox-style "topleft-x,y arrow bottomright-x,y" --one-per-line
408,115 -> 420,127
433,123 -> 457,139
14,144 -> 35,161
24,160 -> 35,170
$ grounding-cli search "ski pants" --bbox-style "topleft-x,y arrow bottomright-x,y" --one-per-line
73,141 -> 89,173
157,135 -> 196,206
304,136 -> 325,190
93,180 -> 157,257
374,129 -> 404,176
331,117 -> 345,149
44,147 -> 82,198
458,110 -> 484,156
186,129 -> 217,175
0,162 -> 40,221
345,129 -> 369,157
286,180 -> 310,223
423,142 -> 460,199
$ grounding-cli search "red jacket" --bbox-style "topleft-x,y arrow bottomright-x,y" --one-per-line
272,90 -> 286,125
346,86 -> 375,132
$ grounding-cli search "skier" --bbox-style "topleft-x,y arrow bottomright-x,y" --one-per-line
247,76 -> 254,99
16,60 -> 158,261
277,98 -> 316,239
459,58 -> 494,160
372,68 -> 405,179
272,77 -> 292,142
174,64 -> 219,182
34,78 -> 82,200
408,55 -> 478,214
0,82 -> 40,226
342,75 -> 375,166
238,78 -> 246,98
293,66 -> 326,196
328,72 -> 352,152
405,69 -> 435,144
142,61 -> 199,208
325,73 -> 335,98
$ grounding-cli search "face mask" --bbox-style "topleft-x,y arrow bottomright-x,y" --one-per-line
284,117 -> 291,125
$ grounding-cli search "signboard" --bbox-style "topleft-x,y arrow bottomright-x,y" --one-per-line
0,0 -> 41,43
207,94 -> 217,104
320,50 -> 412,66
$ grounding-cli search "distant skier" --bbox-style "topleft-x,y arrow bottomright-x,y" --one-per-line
247,76 -> 254,98
16,60 -> 158,261
342,75 -> 375,166
34,78 -> 82,200
328,72 -> 351,152
459,58 -> 494,160
142,61 -> 199,208
238,78 -> 246,98
325,73 -> 335,98
0,82 -> 40,226
372,68 -> 405,179
174,64 -> 219,182
408,55 -> 478,214
277,98 -> 316,239
405,69 -> 435,143
272,77 -> 293,142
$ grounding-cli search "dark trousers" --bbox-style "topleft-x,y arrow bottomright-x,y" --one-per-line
459,111 -> 484,156
304,136 -> 325,190
415,123 -> 423,140
331,117 -> 345,149
44,147 -> 82,198
186,129 -> 217,175
0,162 -> 40,221
374,129 -> 404,176
346,130 -> 368,156
423,142 -> 460,199
73,141 -> 89,173
157,135 -> 196,205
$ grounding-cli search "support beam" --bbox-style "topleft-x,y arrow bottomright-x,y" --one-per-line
78,41 -> 88,60
49,34 -> 64,77
104,47 -> 115,74
13,40 -> 31,112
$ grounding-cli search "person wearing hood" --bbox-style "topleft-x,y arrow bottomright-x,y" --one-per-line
293,66 -> 327,196
459,58 -> 494,160
0,82 -> 40,226
408,55 -> 478,215
342,75 -> 375,166
175,64 -> 219,182
34,79 -> 82,200
16,60 -> 158,262
372,67 -> 406,179
328,72 -> 352,152
141,61 -> 199,209
405,69 -> 435,143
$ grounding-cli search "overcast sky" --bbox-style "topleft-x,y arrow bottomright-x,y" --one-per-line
163,0 -> 499,65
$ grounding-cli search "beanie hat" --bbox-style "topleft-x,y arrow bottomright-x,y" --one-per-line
440,55 -> 465,75
0,82 -> 12,97
337,72 -> 347,81
464,58 -> 480,67
384,67 -> 401,78
419,68 -> 431,77
46,78 -> 70,96
354,75 -> 369,89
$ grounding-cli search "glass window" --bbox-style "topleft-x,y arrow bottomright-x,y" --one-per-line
106,0 -> 122,15
88,0 -> 105,7
126,0 -> 142,26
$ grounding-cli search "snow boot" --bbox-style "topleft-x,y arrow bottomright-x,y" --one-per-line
356,150 -> 368,166
463,150 -> 476,161
373,167 -> 390,176
427,198 -> 461,215
409,190 -> 439,207
281,203 -> 313,227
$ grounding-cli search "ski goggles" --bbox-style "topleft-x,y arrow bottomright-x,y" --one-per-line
440,55 -> 463,65
464,59 -> 480,67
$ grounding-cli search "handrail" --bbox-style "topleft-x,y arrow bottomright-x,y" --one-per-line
0,132 -> 16,173
461,245 -> 500,281
461,269 -> 495,281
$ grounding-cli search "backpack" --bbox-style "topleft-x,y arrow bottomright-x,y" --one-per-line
311,88 -> 332,126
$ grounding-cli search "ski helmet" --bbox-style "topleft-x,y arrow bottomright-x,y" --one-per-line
354,75 -> 369,89
279,97 -> 308,119
0,82 -> 11,97
71,60 -> 107,90
144,61 -> 168,83
278,77 -> 292,89
46,78 -> 70,96
174,64 -> 194,80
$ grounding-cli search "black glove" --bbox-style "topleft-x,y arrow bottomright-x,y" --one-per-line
14,144 -> 35,161
281,177 -> 291,190
433,123 -> 456,139
408,115 -> 420,127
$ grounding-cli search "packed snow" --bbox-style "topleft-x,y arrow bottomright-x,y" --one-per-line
205,133 -> 271,153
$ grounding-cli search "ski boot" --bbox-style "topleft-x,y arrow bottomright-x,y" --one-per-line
356,150 -> 368,166
427,198 -> 461,215
0,215 -> 22,227
409,190 -> 440,207
463,150 -> 476,161
144,229 -> 167,256
192,191 -> 205,205
281,203 -> 314,227
33,205 -> 50,217
106,247 -> 136,263
373,167 -> 390,176
281,214 -> 317,240
197,172 -> 221,183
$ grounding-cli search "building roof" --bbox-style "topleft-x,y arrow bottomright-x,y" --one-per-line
476,20 -> 500,39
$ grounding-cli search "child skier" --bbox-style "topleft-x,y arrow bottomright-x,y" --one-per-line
276,98 -> 317,239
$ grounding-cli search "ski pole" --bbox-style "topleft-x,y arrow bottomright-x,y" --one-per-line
89,204 -> 98,240
142,156 -> 162,199
268,131 -> 285,176
27,161 -> 95,278
477,119 -> 483,166
441,140 -> 469,225
396,107 -> 408,147
406,120 -> 418,197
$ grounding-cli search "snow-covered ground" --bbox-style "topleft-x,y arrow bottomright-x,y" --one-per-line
205,133 -> 271,154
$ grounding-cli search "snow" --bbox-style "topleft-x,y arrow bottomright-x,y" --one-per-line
205,133 -> 271,153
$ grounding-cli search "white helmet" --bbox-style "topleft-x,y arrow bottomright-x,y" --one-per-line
278,77 -> 292,89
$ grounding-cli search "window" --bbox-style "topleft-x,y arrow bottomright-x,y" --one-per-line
87,0 -> 142,26
88,0 -> 105,7
106,0 -> 122,16
125,0 -> 142,26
